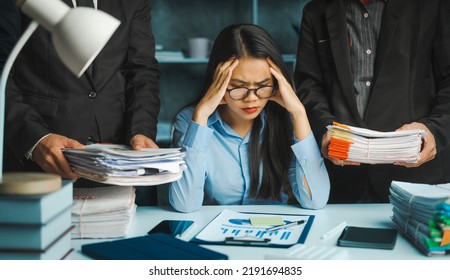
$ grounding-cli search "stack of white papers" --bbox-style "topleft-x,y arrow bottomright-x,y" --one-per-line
327,123 -> 425,164
72,186 -> 137,239
63,144 -> 186,186
389,181 -> 450,256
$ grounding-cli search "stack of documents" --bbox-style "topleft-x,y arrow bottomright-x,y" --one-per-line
327,122 -> 425,164
72,186 -> 137,239
389,180 -> 450,256
63,144 -> 186,186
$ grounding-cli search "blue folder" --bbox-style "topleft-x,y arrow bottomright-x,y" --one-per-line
81,233 -> 228,260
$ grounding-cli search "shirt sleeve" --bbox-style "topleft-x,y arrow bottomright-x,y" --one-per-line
169,113 -> 214,213
289,132 -> 330,209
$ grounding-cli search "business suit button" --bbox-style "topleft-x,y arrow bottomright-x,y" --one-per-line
88,91 -> 97,98
365,81 -> 371,87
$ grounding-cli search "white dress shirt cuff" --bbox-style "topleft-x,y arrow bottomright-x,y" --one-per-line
25,133 -> 52,160
291,132 -> 322,163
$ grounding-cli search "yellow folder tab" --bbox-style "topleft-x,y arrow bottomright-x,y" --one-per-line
249,216 -> 284,226
440,230 -> 450,246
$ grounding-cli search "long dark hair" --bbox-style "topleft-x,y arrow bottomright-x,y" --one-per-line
202,24 -> 294,201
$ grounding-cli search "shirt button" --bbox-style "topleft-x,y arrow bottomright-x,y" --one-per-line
366,49 -> 372,54
364,13 -> 369,18
88,91 -> 97,99
301,159 -> 307,165
365,81 -> 371,87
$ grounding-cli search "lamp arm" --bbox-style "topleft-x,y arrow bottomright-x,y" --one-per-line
0,20 -> 39,183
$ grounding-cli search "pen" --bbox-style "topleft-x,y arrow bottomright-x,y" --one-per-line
266,220 -> 306,232
321,221 -> 347,240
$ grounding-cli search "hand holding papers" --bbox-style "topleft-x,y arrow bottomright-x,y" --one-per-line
327,122 -> 425,164
191,209 -> 314,247
62,144 -> 186,186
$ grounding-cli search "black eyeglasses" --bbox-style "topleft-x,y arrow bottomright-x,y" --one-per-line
226,85 -> 278,100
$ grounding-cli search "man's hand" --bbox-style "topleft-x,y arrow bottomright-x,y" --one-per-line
32,134 -> 84,179
394,122 -> 436,168
321,130 -> 360,166
130,134 -> 159,150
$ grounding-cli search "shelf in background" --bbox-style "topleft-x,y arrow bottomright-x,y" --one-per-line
157,54 -> 296,64
157,57 -> 209,64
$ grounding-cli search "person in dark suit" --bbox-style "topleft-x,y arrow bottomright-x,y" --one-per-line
4,0 -> 160,183
294,0 -> 450,203
0,0 -> 21,73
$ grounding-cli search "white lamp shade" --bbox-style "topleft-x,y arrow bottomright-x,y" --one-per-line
53,8 -> 120,77
0,0 -> 121,185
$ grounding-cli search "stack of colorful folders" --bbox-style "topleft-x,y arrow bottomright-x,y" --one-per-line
389,180 -> 450,256
327,122 -> 425,164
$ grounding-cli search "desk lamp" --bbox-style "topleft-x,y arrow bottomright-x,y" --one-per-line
0,0 -> 120,194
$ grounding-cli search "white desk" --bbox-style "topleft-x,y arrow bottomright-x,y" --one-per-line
69,204 -> 447,260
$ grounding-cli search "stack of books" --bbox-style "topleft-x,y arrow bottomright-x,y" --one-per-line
389,180 -> 450,256
0,180 -> 74,260
327,122 -> 425,164
71,185 -> 137,239
62,144 -> 186,186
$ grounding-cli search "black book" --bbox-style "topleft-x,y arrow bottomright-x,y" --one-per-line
337,226 -> 398,250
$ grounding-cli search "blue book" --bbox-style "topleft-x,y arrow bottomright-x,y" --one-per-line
0,226 -> 73,260
82,233 -> 228,260
0,207 -> 71,250
0,180 -> 73,224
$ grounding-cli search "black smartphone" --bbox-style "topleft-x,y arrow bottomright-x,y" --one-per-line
147,220 -> 194,237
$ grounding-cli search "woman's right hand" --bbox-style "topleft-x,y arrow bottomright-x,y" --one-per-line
192,58 -> 239,126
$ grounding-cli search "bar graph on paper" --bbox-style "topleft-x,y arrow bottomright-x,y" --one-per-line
194,209 -> 314,245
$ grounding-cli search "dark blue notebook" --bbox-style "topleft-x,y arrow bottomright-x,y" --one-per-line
81,233 -> 228,260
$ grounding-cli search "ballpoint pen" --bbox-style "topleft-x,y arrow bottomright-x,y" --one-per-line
266,220 -> 306,232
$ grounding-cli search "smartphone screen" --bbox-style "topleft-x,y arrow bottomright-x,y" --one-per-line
147,220 -> 194,236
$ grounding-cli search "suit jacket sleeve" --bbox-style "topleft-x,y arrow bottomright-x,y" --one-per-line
123,0 -> 160,143
420,0 -> 450,153
294,7 -> 336,142
0,0 -> 21,73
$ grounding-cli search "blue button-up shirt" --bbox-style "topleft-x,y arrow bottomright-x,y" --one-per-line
169,106 -> 330,213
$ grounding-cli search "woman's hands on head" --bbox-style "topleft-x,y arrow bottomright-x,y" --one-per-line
193,58 -> 239,126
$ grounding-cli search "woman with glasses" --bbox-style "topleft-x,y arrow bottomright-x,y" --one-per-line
169,24 -> 330,213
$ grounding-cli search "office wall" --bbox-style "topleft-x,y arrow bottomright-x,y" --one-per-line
149,0 -> 311,145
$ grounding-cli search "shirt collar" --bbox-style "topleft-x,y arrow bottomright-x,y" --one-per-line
209,109 -> 267,139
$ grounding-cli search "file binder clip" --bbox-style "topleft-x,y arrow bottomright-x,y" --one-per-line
225,236 -> 271,246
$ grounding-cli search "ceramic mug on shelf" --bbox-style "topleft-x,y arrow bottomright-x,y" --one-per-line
188,37 -> 211,59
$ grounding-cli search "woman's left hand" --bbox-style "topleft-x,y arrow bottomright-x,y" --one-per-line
266,58 -> 305,115
266,58 -> 311,140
